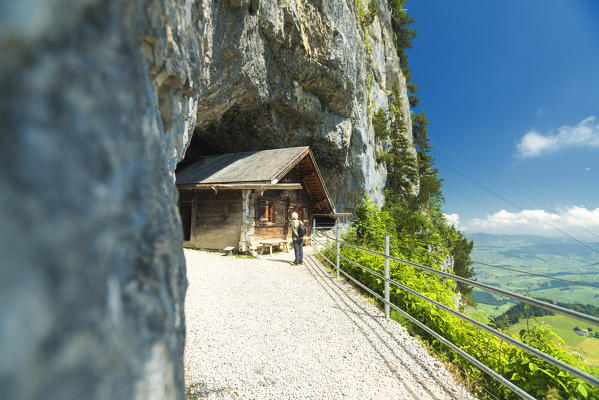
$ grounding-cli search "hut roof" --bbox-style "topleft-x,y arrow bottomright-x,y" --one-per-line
176,147 -> 308,185
176,146 -> 335,214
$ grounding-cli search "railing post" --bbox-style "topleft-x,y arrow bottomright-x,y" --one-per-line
312,218 -> 316,251
336,222 -> 340,278
384,232 -> 390,319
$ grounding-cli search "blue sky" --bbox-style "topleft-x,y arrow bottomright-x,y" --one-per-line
406,0 -> 599,238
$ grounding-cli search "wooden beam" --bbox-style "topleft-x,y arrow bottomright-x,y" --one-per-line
298,171 -> 317,181
305,150 -> 336,214
271,147 -> 311,183
312,212 -> 353,217
302,178 -> 313,198
314,199 -> 329,210
177,183 -> 302,190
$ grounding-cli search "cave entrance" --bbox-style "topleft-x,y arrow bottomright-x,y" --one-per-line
175,102 -> 283,248
175,103 -> 285,172
174,100 -> 343,250
175,101 -> 342,182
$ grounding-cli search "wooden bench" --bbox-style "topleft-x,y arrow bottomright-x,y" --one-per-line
258,236 -> 313,255
259,240 -> 292,255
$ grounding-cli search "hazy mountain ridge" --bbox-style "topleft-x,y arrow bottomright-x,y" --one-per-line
468,232 -> 599,263
468,232 -> 599,248
467,233 -> 599,309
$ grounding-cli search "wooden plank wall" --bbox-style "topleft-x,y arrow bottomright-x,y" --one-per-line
177,186 -> 314,251
179,190 -> 243,250
253,189 -> 311,242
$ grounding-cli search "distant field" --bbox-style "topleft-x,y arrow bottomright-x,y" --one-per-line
505,315 -> 599,367
468,233 -> 599,307
465,234 -> 599,368
471,302 -> 513,319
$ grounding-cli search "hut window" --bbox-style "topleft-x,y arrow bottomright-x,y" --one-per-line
262,200 -> 275,222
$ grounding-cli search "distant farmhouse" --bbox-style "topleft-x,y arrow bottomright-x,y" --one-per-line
176,147 -> 335,254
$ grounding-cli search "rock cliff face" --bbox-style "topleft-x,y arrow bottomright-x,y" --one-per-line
0,1 -> 411,399
146,0 -> 412,210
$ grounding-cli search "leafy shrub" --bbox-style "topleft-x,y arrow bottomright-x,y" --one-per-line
321,199 -> 599,399
358,0 -> 378,30
356,0 -> 378,50
352,4 -> 599,395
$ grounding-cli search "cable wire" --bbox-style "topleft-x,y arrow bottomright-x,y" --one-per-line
310,236 -> 599,390
439,161 -> 599,254
433,142 -> 599,245
434,142 -> 599,241
307,252 -> 536,399
311,230 -> 599,394
315,230 -> 599,326
472,260 -> 599,289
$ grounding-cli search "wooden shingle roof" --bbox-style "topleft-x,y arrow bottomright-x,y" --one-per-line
176,147 -> 308,185
176,146 -> 335,214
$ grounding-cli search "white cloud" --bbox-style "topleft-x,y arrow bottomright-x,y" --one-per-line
516,116 -> 599,158
585,167 -> 592,171
444,213 -> 460,228
462,206 -> 599,238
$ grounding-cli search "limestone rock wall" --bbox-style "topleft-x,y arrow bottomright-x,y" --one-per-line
0,0 -> 411,399
0,2 -> 187,399
145,0 -> 412,210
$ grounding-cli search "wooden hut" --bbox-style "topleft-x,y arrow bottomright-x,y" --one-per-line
176,146 -> 335,253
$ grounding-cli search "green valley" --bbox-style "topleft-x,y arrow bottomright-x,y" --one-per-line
465,233 -> 599,376
468,233 -> 599,314
504,315 -> 599,367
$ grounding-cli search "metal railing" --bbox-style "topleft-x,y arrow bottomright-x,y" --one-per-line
310,222 -> 599,400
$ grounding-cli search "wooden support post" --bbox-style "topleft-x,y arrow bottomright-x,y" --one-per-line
312,218 -> 316,251
384,232 -> 390,319
336,222 -> 340,279
240,190 -> 254,253
190,196 -> 197,247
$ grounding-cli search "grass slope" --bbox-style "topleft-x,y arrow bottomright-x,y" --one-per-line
505,315 -> 599,367
468,234 -> 599,370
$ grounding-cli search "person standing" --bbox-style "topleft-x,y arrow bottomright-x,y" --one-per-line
290,211 -> 304,265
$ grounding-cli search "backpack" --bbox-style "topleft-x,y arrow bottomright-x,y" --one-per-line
297,221 -> 306,238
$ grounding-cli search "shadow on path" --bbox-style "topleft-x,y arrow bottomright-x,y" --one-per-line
263,258 -> 295,265
304,255 -> 463,400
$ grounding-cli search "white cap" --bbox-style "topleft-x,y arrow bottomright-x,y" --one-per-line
291,212 -> 298,219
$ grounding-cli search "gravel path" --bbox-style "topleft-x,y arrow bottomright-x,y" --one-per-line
184,247 -> 477,400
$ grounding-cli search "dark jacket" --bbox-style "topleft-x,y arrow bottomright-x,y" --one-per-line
291,220 -> 303,241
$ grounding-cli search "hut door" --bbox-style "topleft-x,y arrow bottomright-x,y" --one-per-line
179,201 -> 192,243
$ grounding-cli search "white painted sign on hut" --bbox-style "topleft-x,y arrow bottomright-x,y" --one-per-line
176,147 -> 335,253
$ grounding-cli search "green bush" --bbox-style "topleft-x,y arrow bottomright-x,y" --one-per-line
358,0 -> 377,30
322,198 -> 599,399
353,4 -> 599,395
